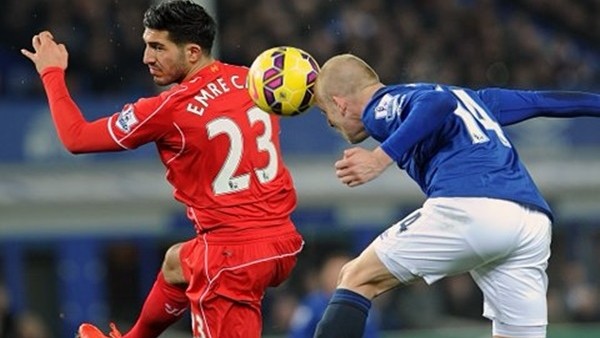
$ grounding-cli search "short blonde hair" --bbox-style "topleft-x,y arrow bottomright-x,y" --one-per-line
314,54 -> 379,108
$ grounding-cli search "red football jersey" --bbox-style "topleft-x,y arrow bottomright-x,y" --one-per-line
108,62 -> 297,237
43,62 -> 297,238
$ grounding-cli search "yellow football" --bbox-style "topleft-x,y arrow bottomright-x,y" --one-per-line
247,46 -> 320,116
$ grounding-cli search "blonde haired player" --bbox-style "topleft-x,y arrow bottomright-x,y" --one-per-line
312,54 -> 600,338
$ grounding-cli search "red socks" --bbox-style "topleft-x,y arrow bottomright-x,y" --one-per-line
122,272 -> 188,338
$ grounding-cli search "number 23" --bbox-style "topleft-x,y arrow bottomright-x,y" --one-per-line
206,107 -> 278,195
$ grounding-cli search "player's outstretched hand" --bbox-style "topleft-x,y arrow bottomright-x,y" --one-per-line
21,31 -> 69,74
334,147 -> 393,187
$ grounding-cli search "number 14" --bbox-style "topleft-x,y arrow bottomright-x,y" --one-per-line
450,88 -> 511,148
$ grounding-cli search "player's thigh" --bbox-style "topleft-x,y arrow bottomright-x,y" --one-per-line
373,198 -> 526,285
161,241 -> 188,284
338,243 -> 401,298
189,233 -> 302,337
472,208 -> 551,327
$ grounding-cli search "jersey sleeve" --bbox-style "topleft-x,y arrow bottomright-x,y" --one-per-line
40,67 -> 122,153
379,90 -> 456,162
477,88 -> 600,126
106,94 -> 172,150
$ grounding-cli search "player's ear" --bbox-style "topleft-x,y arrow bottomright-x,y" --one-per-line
332,96 -> 347,115
186,44 -> 202,63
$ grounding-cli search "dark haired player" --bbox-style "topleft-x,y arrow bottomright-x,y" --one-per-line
21,1 -> 304,337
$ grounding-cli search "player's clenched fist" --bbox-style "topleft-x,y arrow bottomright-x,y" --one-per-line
21,31 -> 69,74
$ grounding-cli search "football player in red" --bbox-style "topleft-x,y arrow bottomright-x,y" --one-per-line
21,1 -> 304,337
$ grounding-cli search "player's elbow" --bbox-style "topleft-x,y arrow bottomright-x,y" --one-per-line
59,133 -> 124,154
61,140 -> 87,154
57,133 -> 91,154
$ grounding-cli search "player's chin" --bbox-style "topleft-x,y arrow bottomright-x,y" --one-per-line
348,130 -> 370,144
151,76 -> 171,86
338,129 -> 358,144
346,133 -> 368,144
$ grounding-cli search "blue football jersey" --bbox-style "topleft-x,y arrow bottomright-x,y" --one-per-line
362,84 -> 552,218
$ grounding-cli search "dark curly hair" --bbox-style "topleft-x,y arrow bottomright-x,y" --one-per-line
143,0 -> 216,54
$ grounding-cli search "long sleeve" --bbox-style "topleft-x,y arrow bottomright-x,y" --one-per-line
380,90 -> 456,162
40,67 -> 123,153
477,88 -> 600,126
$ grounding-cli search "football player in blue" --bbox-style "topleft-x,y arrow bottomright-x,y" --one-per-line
312,54 -> 600,338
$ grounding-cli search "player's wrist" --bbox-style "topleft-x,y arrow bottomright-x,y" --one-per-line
40,66 -> 65,79
373,146 -> 393,169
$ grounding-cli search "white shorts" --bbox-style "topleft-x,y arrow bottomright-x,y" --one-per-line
374,197 -> 552,326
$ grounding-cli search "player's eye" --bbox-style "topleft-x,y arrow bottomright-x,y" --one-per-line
148,43 -> 164,51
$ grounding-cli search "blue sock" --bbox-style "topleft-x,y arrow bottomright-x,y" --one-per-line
314,288 -> 372,338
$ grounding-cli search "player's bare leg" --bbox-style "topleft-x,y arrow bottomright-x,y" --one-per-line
337,243 -> 401,299
314,243 -> 400,338
161,243 -> 187,284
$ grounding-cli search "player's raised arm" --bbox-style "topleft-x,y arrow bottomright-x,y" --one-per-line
477,88 -> 600,126
21,31 -> 122,153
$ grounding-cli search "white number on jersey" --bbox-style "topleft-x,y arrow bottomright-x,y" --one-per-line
451,89 -> 511,147
192,313 -> 207,338
248,107 -> 278,183
206,107 -> 278,195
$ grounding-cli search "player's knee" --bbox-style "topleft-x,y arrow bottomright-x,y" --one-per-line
338,259 -> 358,285
337,250 -> 399,299
337,258 -> 376,296
161,243 -> 185,284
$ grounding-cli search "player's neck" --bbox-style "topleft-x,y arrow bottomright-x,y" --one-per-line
361,83 -> 385,103
184,56 -> 216,82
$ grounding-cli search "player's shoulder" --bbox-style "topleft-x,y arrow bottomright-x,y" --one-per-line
366,83 -> 453,121
155,82 -> 191,103
393,82 -> 440,91
184,61 -> 248,88
391,83 -> 475,104
130,80 -> 198,116
378,83 -> 438,103
188,61 -> 249,93
370,83 -> 433,108
217,61 -> 249,76
127,86 -> 184,118
365,86 -> 409,122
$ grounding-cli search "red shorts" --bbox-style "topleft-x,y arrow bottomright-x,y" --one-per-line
180,230 -> 304,338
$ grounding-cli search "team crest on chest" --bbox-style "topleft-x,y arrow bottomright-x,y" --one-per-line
116,104 -> 139,133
